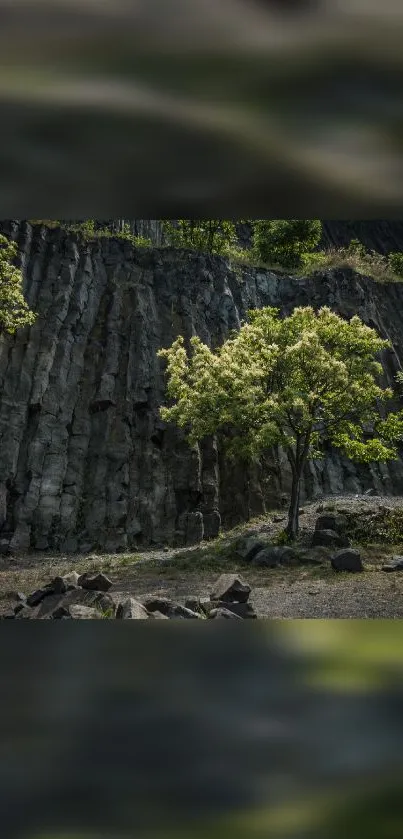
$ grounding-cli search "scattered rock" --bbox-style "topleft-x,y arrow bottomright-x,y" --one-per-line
116,598 -> 150,619
209,607 -> 243,619
312,529 -> 350,548
210,573 -> 251,604
210,600 -> 257,619
77,572 -> 112,592
381,557 -> 403,572
251,546 -> 296,568
331,548 -> 363,572
273,515 -> 284,523
67,604 -> 103,619
143,597 -> 202,619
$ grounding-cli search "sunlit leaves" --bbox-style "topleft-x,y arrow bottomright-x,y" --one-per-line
0,234 -> 36,335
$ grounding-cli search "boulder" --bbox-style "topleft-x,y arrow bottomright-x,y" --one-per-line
234,536 -> 266,562
381,557 -> 403,572
115,598 -> 150,619
251,546 -> 296,568
312,529 -> 350,548
143,597 -> 202,619
149,610 -> 170,619
209,607 -> 243,619
315,514 -> 348,533
331,548 -> 363,572
210,573 -> 251,604
77,572 -> 112,592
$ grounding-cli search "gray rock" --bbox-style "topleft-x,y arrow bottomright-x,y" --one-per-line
315,514 -> 348,533
381,557 -> 403,572
38,588 -> 115,618
77,573 -> 112,592
115,598 -> 150,619
51,571 -> 80,594
26,586 -> 54,607
251,546 -> 297,568
209,607 -> 243,619
210,573 -> 251,604
143,597 -> 202,619
312,529 -> 350,548
149,610 -> 170,619
331,548 -> 363,572
235,536 -> 266,562
210,600 -> 257,619
67,604 -> 103,619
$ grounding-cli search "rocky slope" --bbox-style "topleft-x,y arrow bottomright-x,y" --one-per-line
1,220 -> 403,554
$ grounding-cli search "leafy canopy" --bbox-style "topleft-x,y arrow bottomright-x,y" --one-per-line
0,234 -> 36,335
162,220 -> 238,256
252,219 -> 322,269
158,306 -> 403,468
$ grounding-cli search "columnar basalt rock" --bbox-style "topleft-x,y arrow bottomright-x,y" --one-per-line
1,220 -> 403,554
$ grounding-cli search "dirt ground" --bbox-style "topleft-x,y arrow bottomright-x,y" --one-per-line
2,495 -> 403,618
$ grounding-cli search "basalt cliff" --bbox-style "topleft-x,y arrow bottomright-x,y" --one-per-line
1,220 -> 403,554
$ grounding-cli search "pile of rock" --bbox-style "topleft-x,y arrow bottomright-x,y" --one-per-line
2,572 -> 257,619
185,573 -> 257,619
312,513 -> 363,572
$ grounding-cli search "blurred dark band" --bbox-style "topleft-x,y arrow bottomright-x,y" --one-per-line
0,1 -> 403,216
0,622 -> 403,839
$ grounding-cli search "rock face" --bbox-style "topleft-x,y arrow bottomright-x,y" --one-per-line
1,220 -> 403,554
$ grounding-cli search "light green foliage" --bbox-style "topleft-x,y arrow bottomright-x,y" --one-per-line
161,219 -> 238,256
251,219 -> 322,270
0,234 -> 37,335
158,306 -> 403,537
388,251 -> 403,279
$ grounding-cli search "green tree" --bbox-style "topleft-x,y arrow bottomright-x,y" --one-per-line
158,306 -> 403,539
0,235 -> 36,336
252,219 -> 322,269
162,220 -> 238,255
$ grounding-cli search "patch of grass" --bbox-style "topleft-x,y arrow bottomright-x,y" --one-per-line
300,241 -> 403,284
347,507 -> 403,546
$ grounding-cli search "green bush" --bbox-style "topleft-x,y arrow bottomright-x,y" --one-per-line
251,219 -> 322,270
388,252 -> 403,279
162,219 -> 238,255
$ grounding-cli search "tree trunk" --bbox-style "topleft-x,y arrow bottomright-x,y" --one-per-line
286,466 -> 301,540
